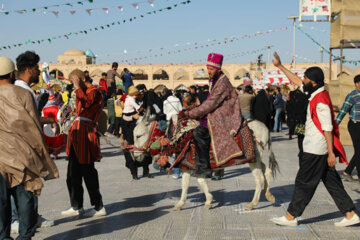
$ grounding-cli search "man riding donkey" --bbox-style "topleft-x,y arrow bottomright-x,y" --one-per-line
184,53 -> 255,177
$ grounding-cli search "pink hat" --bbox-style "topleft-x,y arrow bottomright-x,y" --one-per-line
206,53 -> 223,70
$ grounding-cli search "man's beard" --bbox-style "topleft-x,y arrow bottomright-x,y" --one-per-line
303,82 -> 315,93
31,74 -> 39,84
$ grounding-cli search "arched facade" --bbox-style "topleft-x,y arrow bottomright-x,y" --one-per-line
133,69 -> 148,81
153,69 -> 169,80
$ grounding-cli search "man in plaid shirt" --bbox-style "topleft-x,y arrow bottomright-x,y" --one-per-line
336,75 -> 360,182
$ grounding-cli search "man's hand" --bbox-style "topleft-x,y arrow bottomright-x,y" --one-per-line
70,75 -> 81,90
328,152 -> 337,167
138,107 -> 145,113
52,122 -> 60,136
272,52 -> 282,68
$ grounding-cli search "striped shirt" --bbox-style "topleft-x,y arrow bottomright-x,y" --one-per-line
336,89 -> 360,125
66,85 -> 103,164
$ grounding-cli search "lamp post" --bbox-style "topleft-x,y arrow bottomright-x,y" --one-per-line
264,45 -> 273,69
288,16 -> 299,69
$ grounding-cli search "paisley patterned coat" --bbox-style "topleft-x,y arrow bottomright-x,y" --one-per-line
189,74 -> 243,166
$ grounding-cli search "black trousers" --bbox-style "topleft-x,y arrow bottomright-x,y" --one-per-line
122,119 -> 137,145
66,147 -> 103,211
193,126 -> 211,173
288,152 -> 355,217
345,120 -> 360,177
114,117 -> 123,137
0,174 -> 37,240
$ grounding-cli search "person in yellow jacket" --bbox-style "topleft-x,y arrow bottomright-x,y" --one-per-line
113,86 -> 124,138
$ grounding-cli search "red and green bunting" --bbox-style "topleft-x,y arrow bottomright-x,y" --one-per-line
0,0 -> 191,51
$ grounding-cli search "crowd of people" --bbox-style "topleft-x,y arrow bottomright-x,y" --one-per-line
1,50 -> 360,239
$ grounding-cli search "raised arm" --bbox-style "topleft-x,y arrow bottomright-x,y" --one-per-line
273,52 -> 303,87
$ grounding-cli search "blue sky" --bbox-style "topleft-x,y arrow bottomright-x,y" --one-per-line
0,0 -> 357,67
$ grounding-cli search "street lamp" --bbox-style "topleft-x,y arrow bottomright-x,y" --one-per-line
288,16 -> 299,69
264,45 -> 273,69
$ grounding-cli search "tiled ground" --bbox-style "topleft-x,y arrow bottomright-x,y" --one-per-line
19,130 -> 360,240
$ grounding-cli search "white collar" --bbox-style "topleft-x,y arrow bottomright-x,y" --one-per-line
308,86 -> 325,101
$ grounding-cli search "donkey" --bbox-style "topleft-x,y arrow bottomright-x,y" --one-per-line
131,109 -> 278,211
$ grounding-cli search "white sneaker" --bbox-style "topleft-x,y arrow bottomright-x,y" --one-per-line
172,174 -> 180,179
37,215 -> 55,228
335,213 -> 360,227
61,207 -> 84,216
11,220 -> 19,234
270,216 -> 298,226
84,207 -> 107,217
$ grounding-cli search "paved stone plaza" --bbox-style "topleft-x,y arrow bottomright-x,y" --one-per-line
24,131 -> 360,240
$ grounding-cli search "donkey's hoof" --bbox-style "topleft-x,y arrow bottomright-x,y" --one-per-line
204,203 -> 212,210
174,202 -> 184,211
265,193 -> 275,204
245,202 -> 254,211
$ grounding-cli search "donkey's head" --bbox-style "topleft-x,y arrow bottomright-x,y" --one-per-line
132,107 -> 156,162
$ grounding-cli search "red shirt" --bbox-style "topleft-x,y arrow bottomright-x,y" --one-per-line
66,85 -> 104,164
99,78 -> 108,94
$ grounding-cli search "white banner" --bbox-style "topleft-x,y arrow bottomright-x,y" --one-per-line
254,69 -> 306,89
299,0 -> 331,22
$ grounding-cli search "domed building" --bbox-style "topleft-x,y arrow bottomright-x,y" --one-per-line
57,49 -> 95,65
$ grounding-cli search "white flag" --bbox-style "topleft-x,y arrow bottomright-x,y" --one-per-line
102,8 -> 109,14
132,3 -> 139,9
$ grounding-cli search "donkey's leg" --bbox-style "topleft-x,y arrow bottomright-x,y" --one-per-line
246,160 -> 264,211
174,171 -> 191,210
263,166 -> 275,203
197,177 -> 213,210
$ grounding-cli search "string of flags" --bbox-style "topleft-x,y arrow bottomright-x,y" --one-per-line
119,27 -> 289,64
0,1 -> 191,51
2,0 -> 158,17
177,47 -> 267,65
0,0 -> 94,15
296,25 -> 360,66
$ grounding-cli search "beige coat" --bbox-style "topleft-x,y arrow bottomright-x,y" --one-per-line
0,85 -> 59,196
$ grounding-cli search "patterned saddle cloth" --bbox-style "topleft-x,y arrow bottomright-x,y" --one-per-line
164,113 -> 256,171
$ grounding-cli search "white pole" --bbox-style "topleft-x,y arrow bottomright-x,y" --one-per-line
288,16 -> 298,69
293,18 -> 296,69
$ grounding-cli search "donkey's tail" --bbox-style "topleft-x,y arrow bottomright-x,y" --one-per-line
268,131 -> 279,178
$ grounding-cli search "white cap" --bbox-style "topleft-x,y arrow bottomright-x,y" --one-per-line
0,56 -> 15,76
42,62 -> 49,69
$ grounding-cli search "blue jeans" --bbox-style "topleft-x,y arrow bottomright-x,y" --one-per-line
173,168 -> 181,176
273,108 -> 283,131
242,112 -> 251,120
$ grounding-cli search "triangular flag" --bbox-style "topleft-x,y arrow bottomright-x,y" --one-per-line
69,10 -> 76,15
52,11 -> 59,17
102,8 -> 109,14
118,6 -> 124,11
132,3 -> 139,9
148,0 -> 154,7
86,9 -> 92,15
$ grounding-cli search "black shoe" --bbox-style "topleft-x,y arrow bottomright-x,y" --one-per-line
132,175 -> 139,180
143,173 -> 154,178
